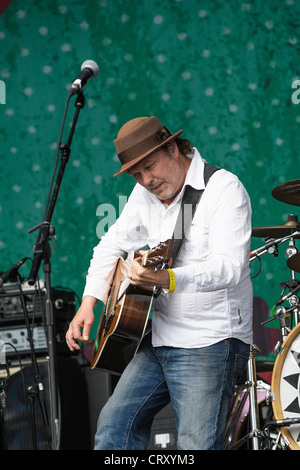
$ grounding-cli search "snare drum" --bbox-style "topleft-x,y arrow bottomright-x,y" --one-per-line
271,323 -> 300,450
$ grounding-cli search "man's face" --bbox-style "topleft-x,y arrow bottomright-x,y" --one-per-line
127,147 -> 186,205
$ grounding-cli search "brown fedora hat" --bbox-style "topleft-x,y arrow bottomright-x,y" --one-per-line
113,116 -> 183,176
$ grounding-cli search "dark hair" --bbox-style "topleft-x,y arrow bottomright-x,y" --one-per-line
174,137 -> 193,155
164,137 -> 193,156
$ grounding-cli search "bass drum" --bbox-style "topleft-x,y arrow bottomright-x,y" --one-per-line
271,323 -> 300,450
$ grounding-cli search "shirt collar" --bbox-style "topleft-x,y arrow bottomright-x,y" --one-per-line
158,147 -> 206,209
183,147 -> 206,191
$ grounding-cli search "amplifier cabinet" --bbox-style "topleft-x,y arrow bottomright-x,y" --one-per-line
0,357 -> 90,450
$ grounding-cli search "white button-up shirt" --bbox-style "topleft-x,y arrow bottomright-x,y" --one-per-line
83,148 -> 253,347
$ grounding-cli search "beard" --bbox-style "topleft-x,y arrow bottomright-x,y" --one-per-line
147,181 -> 177,201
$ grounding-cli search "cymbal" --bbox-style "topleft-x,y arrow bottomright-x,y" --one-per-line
272,180 -> 300,206
287,253 -> 300,273
252,219 -> 300,238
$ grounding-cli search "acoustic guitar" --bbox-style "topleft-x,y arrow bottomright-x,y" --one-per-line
91,239 -> 173,375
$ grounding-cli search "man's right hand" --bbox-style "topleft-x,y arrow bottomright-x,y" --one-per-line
65,296 -> 98,351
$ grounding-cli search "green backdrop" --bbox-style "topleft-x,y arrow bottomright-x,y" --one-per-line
1,0 -> 300,355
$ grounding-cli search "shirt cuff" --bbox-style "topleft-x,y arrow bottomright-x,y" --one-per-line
82,276 -> 110,304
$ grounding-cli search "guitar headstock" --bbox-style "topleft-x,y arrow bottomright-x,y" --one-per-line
141,239 -> 173,268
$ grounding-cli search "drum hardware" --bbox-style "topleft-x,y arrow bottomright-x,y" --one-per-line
272,180 -> 300,206
246,344 -> 262,450
251,216 -> 300,284
262,305 -> 292,343
241,184 -> 300,450
287,238 -> 299,285
261,305 -> 291,326
250,225 -> 300,281
264,417 -> 300,428
275,281 -> 300,337
224,380 -> 272,450
272,431 -> 286,450
226,221 -> 300,450
261,278 -> 300,449
227,428 -> 265,450
223,344 -> 269,450
274,341 -> 284,356
250,234 -> 300,338
252,225 -> 300,238
287,237 -> 299,260
261,425 -> 290,450
251,214 -> 300,239
278,309 -> 291,344
286,292 -> 300,325
225,330 -> 300,450
250,229 -> 300,262
264,388 -> 274,407
262,290 -> 300,346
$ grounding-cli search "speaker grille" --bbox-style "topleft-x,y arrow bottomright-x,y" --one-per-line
1,359 -> 52,450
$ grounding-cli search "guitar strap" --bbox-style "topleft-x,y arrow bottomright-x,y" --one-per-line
154,163 -> 220,297
171,163 -> 220,267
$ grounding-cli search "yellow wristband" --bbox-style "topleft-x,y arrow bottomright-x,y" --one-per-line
164,269 -> 176,294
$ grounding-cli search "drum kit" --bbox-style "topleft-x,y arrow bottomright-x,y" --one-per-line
224,179 -> 300,450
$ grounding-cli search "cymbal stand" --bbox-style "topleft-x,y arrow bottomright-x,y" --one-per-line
246,345 -> 261,450
285,236 -> 300,325
224,344 -> 266,450
293,298 -> 300,325
286,236 -> 298,280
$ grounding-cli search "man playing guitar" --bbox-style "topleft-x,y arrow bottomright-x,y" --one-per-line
66,115 -> 253,450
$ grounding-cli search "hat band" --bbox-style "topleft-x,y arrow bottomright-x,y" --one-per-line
118,127 -> 171,164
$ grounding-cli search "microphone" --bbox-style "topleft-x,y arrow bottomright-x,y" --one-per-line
0,257 -> 29,287
69,60 -> 99,96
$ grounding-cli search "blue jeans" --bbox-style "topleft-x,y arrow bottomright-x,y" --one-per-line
94,333 -> 249,450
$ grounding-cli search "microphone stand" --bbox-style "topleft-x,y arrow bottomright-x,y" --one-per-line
16,276 -> 50,449
27,91 -> 86,450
